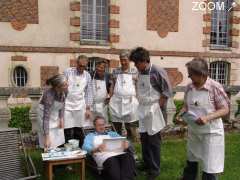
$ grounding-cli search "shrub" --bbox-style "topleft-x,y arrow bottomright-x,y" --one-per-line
173,99 -> 184,123
8,106 -> 32,133
235,99 -> 240,118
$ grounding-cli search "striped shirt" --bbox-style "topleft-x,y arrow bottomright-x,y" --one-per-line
64,67 -> 93,107
110,67 -> 138,85
184,78 -> 230,110
39,88 -> 65,135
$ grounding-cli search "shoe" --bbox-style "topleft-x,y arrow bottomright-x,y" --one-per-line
147,173 -> 159,180
147,170 -> 160,180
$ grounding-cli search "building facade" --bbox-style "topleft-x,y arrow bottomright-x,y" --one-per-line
0,0 -> 239,129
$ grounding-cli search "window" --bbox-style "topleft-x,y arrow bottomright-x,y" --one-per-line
13,66 -> 28,87
87,57 -> 109,74
209,61 -> 230,85
81,0 -> 109,42
210,0 -> 232,48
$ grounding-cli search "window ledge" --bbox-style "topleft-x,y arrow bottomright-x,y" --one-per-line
209,45 -> 232,51
80,40 -> 110,47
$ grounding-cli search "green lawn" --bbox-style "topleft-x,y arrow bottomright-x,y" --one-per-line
30,132 -> 240,180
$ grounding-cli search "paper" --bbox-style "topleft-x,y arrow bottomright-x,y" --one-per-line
180,111 -> 199,126
42,149 -> 87,161
102,137 -> 126,152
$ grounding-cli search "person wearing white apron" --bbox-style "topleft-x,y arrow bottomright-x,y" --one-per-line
109,50 -> 139,142
91,61 -> 110,122
64,55 -> 93,146
179,58 -> 229,180
37,74 -> 68,151
129,47 -> 172,179
82,116 -> 136,180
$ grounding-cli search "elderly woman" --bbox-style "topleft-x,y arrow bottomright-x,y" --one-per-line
179,58 -> 229,180
82,116 -> 136,180
38,74 -> 68,151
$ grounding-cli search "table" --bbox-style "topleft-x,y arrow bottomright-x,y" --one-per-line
44,155 -> 86,180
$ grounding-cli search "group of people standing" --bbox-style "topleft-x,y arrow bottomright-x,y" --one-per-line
38,46 -> 229,180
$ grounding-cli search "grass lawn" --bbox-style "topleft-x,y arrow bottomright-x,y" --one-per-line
30,132 -> 240,180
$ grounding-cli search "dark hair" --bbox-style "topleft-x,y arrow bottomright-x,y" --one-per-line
46,74 -> 66,87
93,116 -> 106,126
129,47 -> 150,63
96,59 -> 106,67
186,57 -> 209,76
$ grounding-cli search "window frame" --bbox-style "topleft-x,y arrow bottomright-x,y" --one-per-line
80,0 -> 109,45
11,66 -> 28,87
209,60 -> 230,85
210,0 -> 232,50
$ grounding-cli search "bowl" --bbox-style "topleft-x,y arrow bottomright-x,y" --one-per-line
68,139 -> 79,149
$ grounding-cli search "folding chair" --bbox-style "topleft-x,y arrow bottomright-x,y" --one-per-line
0,128 -> 40,180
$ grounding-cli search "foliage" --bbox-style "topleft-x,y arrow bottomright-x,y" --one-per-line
8,106 -> 32,133
173,99 -> 184,123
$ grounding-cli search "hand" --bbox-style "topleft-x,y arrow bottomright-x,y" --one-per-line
59,118 -> 64,129
85,109 -> 92,119
159,97 -> 167,108
175,115 -> 187,126
121,140 -> 129,150
98,143 -> 106,152
195,116 -> 208,126
105,97 -> 110,105
44,135 -> 51,151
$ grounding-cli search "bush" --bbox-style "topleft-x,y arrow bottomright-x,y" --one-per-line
235,99 -> 240,117
8,106 -> 32,133
173,99 -> 184,123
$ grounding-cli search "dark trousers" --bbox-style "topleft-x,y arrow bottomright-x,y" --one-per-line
64,127 -> 84,147
140,132 -> 161,175
113,122 -> 139,142
182,161 -> 218,180
102,152 -> 136,180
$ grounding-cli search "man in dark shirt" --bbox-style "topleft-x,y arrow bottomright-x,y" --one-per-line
129,47 -> 172,180
91,60 -> 111,122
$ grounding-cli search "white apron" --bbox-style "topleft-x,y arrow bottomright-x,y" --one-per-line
186,89 -> 224,173
38,101 -> 65,149
92,78 -> 109,122
109,73 -> 139,122
137,64 -> 165,135
64,74 -> 87,128
92,135 -> 125,168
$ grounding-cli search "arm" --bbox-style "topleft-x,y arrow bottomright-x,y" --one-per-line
109,73 -> 116,97
42,91 -> 54,135
196,85 -> 230,125
58,94 -> 65,128
82,134 -> 94,154
84,72 -> 93,109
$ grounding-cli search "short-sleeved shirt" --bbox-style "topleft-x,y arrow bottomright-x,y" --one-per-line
111,67 -> 138,84
82,131 -> 120,153
39,88 -> 65,135
91,71 -> 111,93
184,77 -> 230,110
64,68 -> 93,106
139,64 -> 172,98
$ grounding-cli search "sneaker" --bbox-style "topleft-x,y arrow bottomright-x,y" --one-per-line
147,172 -> 159,180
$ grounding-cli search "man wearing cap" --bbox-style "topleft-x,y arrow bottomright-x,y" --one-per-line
109,50 -> 139,142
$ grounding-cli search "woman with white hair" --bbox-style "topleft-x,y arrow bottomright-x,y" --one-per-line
179,58 -> 230,180
38,74 -> 68,151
